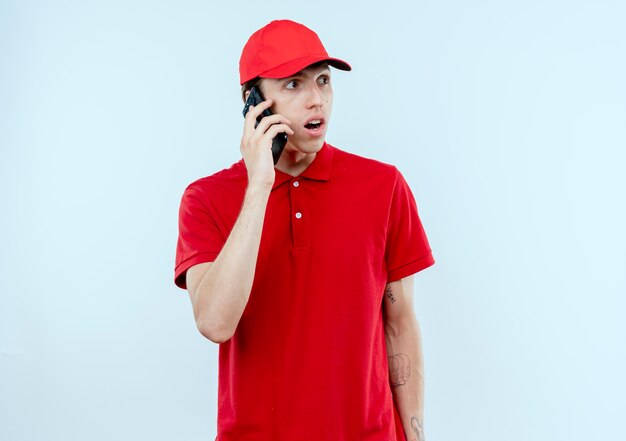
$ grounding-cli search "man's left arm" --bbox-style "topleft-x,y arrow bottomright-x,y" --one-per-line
383,274 -> 426,441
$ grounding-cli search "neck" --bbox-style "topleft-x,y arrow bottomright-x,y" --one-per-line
274,140 -> 321,176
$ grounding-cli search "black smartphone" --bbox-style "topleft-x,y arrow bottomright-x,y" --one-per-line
242,86 -> 288,165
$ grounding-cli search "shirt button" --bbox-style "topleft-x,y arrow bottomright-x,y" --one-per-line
295,212 -> 302,219
293,181 -> 299,187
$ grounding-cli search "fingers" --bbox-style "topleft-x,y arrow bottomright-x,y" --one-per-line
255,114 -> 293,135
264,123 -> 294,139
243,98 -> 273,132
243,99 -> 294,139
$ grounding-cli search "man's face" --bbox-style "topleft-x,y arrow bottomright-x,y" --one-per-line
258,63 -> 333,154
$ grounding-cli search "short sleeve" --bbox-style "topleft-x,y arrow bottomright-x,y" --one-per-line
384,167 -> 435,283
174,184 -> 226,290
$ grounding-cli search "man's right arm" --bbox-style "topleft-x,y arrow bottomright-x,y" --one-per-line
186,182 -> 272,344
183,94 -> 293,344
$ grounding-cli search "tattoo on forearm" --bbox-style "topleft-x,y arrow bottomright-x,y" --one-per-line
387,353 -> 410,387
384,285 -> 396,303
411,416 -> 425,441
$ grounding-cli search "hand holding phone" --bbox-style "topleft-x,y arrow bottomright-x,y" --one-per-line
242,86 -> 289,165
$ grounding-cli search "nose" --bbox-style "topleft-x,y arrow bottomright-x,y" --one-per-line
306,84 -> 324,108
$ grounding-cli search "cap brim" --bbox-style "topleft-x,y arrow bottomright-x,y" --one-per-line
258,55 -> 352,79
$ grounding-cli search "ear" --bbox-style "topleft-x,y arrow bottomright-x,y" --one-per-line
244,89 -> 251,101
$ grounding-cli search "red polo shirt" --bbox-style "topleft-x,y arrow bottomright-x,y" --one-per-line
175,141 -> 435,441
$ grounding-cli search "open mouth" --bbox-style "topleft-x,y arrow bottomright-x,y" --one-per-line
304,118 -> 325,131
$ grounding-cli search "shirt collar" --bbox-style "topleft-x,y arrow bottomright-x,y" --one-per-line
271,140 -> 334,190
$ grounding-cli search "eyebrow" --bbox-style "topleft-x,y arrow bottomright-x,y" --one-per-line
283,66 -> 331,80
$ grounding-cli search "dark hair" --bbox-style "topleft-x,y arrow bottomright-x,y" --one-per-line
241,76 -> 263,103
240,60 -> 330,103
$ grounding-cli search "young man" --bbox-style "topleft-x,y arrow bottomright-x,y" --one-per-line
174,19 -> 435,441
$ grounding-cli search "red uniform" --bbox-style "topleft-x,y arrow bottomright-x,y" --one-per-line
175,141 -> 435,440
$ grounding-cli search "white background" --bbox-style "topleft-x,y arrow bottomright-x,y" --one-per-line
1,0 -> 625,440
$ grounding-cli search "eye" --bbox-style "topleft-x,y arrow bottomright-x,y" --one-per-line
318,75 -> 330,85
285,80 -> 299,89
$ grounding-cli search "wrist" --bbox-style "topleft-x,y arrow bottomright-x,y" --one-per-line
246,181 -> 273,194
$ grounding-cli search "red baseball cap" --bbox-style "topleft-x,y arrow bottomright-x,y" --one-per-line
239,19 -> 352,85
